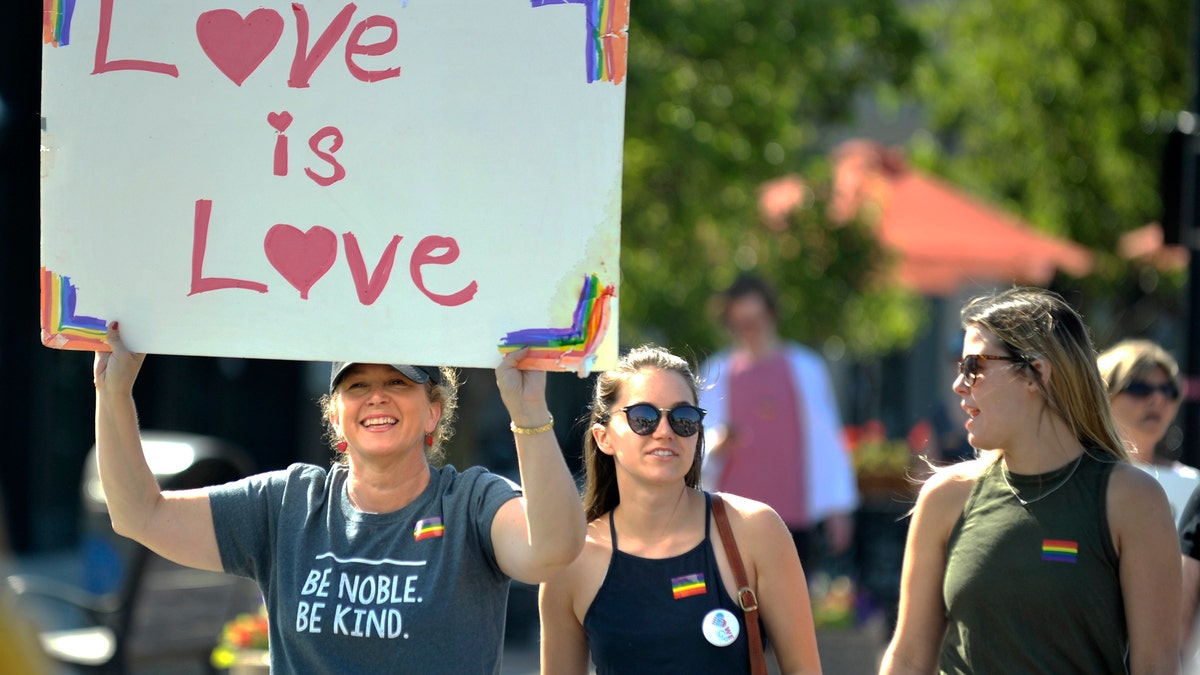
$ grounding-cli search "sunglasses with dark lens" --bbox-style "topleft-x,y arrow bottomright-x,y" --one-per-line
957,354 -> 1026,387
619,404 -> 706,437
1122,381 -> 1180,400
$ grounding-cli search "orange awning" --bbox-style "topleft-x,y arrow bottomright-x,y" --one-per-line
827,140 -> 1094,296
878,172 -> 1093,295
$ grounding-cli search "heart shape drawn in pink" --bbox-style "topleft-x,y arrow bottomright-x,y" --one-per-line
267,111 -> 293,132
264,224 -> 338,299
196,8 -> 285,87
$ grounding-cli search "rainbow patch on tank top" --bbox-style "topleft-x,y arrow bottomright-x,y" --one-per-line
413,517 -> 445,542
671,573 -> 706,599
1042,539 -> 1078,563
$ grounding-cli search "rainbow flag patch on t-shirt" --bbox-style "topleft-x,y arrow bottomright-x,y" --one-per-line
413,517 -> 445,542
671,573 -> 706,599
1042,539 -> 1078,563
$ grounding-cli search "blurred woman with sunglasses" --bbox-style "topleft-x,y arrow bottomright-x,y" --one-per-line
1098,339 -> 1197,524
1103,340 -> 1200,668
539,344 -> 822,674
881,288 -> 1180,674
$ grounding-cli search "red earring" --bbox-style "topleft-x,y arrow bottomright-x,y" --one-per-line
425,434 -> 434,447
337,441 -> 348,452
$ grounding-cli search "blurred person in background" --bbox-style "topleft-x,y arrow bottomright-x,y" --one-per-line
1098,338 -> 1197,524
699,274 -> 858,573
882,287 -> 1180,674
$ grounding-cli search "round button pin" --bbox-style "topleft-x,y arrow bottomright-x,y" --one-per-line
702,608 -> 740,647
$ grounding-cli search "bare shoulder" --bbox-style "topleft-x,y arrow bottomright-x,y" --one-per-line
1105,461 -> 1178,561
1107,461 -> 1167,496
710,493 -> 796,590
906,458 -> 987,535
712,492 -> 786,534
1107,462 -> 1171,521
574,517 -> 615,567
917,459 -> 984,501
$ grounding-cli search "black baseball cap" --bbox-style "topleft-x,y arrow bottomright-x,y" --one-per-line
329,362 -> 442,393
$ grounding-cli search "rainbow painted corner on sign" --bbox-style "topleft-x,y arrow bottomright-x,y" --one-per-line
43,0 -> 78,47
671,573 -> 706,600
498,274 -> 615,376
1041,539 -> 1078,564
41,267 -> 109,351
413,517 -> 445,542
530,0 -> 629,84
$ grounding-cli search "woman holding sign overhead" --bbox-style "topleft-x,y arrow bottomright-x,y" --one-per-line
92,323 -> 584,673
539,344 -> 822,674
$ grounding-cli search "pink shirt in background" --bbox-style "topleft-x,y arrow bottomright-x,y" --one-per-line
721,350 -> 810,529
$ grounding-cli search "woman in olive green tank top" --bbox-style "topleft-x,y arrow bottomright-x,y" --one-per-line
880,287 -> 1181,675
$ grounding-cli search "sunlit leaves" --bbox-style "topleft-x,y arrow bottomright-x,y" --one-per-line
620,0 -> 926,356
908,0 -> 1190,251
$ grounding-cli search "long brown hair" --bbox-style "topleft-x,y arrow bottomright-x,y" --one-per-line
961,287 -> 1129,462
581,345 -> 705,522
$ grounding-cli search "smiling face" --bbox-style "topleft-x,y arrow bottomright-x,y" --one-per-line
592,367 -> 700,485
953,325 -> 1039,452
329,364 -> 442,460
1109,365 -> 1181,459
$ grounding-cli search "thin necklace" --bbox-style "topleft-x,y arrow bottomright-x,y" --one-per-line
1002,453 -> 1084,506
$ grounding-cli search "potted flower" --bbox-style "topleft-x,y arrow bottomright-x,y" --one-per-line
845,420 -> 921,499
211,606 -> 269,674
809,572 -> 857,630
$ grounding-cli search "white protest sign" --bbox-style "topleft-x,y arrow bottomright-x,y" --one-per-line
40,0 -> 625,373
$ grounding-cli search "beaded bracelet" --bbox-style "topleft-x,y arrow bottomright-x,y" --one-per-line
510,413 -> 555,435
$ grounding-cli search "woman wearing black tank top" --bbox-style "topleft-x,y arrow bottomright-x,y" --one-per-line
881,288 -> 1181,674
539,345 -> 823,674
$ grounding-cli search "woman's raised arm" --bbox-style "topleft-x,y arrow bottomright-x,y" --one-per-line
94,323 -> 223,572
489,348 -> 587,584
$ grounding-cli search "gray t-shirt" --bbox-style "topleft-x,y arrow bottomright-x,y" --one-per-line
209,462 -> 521,674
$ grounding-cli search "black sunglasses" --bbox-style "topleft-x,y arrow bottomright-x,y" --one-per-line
1122,381 -> 1180,401
618,403 -> 706,437
957,354 -> 1026,387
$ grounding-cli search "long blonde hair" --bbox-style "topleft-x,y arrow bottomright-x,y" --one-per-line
961,287 -> 1129,462
581,345 -> 704,522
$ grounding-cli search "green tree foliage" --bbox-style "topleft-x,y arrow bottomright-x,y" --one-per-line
734,196 -> 929,358
618,0 -> 927,357
906,0 -> 1191,285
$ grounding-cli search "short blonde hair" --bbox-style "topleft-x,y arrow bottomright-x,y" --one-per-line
1097,339 -> 1181,398
319,366 -> 460,465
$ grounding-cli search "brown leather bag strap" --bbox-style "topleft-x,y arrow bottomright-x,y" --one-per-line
711,493 -> 768,675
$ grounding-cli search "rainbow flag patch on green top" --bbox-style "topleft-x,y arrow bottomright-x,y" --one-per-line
413,517 -> 445,542
1042,539 -> 1078,563
671,573 -> 706,599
